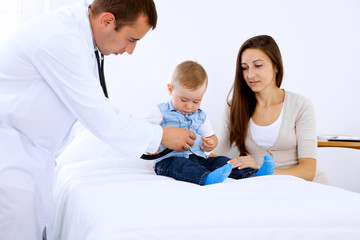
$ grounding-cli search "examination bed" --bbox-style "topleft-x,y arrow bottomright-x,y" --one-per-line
47,130 -> 360,240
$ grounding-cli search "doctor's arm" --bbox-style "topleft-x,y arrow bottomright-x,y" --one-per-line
32,35 -> 168,157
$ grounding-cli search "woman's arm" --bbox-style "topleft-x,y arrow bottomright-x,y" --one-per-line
274,158 -> 316,181
285,95 -> 317,181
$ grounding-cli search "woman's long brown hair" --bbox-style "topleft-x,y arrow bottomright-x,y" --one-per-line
227,35 -> 284,156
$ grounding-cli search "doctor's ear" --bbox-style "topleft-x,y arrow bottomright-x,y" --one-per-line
99,12 -> 116,29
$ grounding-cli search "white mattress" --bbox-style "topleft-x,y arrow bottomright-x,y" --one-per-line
48,155 -> 360,240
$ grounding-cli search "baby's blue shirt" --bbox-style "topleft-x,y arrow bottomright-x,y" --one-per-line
154,101 -> 208,165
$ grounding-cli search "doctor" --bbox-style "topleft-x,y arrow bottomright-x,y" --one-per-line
0,0 -> 196,239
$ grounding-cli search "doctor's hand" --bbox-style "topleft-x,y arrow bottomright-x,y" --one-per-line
227,155 -> 259,170
161,126 -> 196,151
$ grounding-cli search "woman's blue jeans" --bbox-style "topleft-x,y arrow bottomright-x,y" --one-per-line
154,155 -> 257,185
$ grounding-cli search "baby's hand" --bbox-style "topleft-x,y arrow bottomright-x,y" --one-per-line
145,147 -> 161,155
200,136 -> 216,152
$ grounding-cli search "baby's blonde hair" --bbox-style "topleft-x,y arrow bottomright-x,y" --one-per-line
171,61 -> 208,90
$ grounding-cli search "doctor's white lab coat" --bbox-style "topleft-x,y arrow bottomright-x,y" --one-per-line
0,0 -> 161,234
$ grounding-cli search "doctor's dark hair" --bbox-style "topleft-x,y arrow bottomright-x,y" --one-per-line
227,35 -> 284,156
91,0 -> 157,31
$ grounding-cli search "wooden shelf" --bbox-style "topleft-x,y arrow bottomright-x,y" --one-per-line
317,140 -> 360,150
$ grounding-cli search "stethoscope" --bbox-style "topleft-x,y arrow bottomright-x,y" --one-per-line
94,49 -> 108,98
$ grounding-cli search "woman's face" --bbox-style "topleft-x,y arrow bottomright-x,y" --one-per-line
240,48 -> 278,93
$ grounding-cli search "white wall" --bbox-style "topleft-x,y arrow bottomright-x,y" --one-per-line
50,0 -> 360,192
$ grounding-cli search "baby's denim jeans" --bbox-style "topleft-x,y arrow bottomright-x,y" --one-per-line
154,154 -> 257,185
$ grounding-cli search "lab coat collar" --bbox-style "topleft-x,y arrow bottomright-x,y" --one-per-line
85,0 -> 99,53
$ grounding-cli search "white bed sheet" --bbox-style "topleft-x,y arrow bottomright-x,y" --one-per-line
48,155 -> 360,240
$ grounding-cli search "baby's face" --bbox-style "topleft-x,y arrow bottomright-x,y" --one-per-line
168,83 -> 206,115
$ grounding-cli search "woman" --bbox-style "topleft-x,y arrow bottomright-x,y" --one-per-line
211,35 -> 328,183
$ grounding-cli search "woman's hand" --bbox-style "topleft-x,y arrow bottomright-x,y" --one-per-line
227,155 -> 259,170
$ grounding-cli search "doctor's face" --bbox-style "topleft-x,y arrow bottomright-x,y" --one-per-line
96,14 -> 151,56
